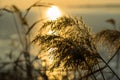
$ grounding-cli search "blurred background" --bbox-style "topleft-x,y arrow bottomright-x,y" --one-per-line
1,0 -> 120,54
0,0 -> 120,79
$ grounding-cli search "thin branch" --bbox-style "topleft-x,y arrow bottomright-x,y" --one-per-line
84,60 -> 97,80
97,62 -> 106,80
81,66 -> 107,79
12,13 -> 24,48
23,2 -> 51,18
26,19 -> 44,35
99,56 -> 120,80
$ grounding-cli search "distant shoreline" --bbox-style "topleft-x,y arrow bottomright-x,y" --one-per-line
69,4 -> 120,8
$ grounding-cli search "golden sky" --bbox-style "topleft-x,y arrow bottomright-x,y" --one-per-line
44,0 -> 120,7
1,0 -> 120,9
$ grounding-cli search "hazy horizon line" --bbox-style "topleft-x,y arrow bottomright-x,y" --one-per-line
69,4 -> 120,8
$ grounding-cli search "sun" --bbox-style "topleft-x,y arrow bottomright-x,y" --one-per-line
46,6 -> 62,20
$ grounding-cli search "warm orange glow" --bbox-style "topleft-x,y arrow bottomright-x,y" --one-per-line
46,6 -> 62,20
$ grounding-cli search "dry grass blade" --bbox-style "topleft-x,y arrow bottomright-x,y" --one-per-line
26,19 -> 43,35
23,2 -> 52,18
0,8 -> 13,13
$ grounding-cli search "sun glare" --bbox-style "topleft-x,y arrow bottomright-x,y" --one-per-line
46,6 -> 62,20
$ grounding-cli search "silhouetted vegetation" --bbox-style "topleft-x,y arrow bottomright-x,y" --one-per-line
0,1 -> 120,80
